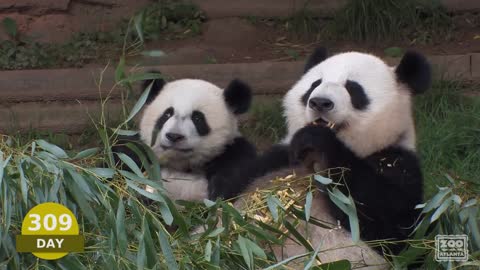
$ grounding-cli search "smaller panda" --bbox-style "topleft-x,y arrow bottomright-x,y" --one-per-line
234,48 -> 431,268
114,74 -> 257,202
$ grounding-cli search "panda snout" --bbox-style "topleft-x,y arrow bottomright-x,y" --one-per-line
165,132 -> 185,143
309,97 -> 334,112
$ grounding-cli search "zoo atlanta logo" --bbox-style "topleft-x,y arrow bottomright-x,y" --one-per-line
435,234 -> 469,262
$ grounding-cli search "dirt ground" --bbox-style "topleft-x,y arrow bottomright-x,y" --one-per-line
134,13 -> 480,66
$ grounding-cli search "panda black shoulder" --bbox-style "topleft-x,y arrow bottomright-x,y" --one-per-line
203,136 -> 257,199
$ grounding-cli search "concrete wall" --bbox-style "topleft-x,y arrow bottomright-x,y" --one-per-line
0,54 -> 478,133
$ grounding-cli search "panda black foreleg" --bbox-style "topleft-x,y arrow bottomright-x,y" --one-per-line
290,125 -> 423,254
205,137 -> 258,200
289,125 -> 354,166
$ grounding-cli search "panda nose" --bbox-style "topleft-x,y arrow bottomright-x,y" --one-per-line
166,132 -> 185,143
309,97 -> 334,112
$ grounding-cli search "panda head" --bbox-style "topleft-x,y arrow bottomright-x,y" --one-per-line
139,76 -> 252,170
283,48 -> 431,157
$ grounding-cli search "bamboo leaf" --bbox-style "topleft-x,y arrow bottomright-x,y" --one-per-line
204,240 -> 212,262
263,253 -> 310,270
115,129 -> 139,136
207,227 -> 225,238
212,237 -> 221,266
133,11 -> 145,43
119,169 -> 163,192
430,196 -> 453,223
237,235 -> 253,269
115,56 -> 126,83
116,199 -> 128,255
158,225 -> 179,270
66,178 -> 98,226
267,195 -> 279,222
88,168 -> 115,179
452,194 -> 462,205
116,152 -> 143,177
463,198 -> 477,208
245,238 -> 267,259
36,139 -> 69,159
18,162 -> 28,205
328,189 -> 360,242
125,180 -> 173,225
304,242 -> 322,270
0,152 -> 9,187
142,217 -> 157,268
124,81 -> 153,123
67,169 -> 94,199
204,199 -> 216,208
314,174 -> 333,185
136,236 -> 146,270
305,191 -> 313,222
329,188 -> 351,205
422,187 -> 451,213
284,220 -> 314,252
72,147 -> 99,160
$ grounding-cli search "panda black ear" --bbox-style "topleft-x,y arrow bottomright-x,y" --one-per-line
304,47 -> 328,73
142,71 -> 166,104
395,51 -> 431,95
224,79 -> 252,115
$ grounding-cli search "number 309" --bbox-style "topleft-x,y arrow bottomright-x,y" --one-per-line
27,214 -> 72,231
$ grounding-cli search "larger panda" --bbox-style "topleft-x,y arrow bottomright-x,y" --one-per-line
115,75 -> 257,201
235,48 -> 430,268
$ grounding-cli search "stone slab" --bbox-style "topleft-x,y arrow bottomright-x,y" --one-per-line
0,100 -> 123,133
191,0 -> 345,18
0,61 -> 305,103
471,53 -> 480,80
429,54 -> 471,80
441,0 -> 480,12
0,54 -> 477,133
0,67 -> 118,103
0,0 -> 70,12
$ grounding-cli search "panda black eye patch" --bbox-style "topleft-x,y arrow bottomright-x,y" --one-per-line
301,79 -> 322,106
345,80 -> 370,110
154,107 -> 174,131
191,110 -> 210,136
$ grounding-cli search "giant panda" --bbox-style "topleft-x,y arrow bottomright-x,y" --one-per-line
234,48 -> 431,268
114,75 -> 257,202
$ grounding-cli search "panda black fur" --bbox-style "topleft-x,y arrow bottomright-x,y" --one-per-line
113,74 -> 256,201
235,48 -> 430,268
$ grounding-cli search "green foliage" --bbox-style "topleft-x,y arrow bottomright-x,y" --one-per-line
0,1 -> 204,70
394,177 -> 480,269
2,17 -> 17,40
0,133 -> 347,268
384,46 -> 404,58
240,98 -> 287,150
283,9 -> 322,39
140,0 -> 206,41
415,81 -> 480,197
325,0 -> 453,42
0,23 -> 133,70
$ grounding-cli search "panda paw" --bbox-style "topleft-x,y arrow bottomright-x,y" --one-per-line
289,125 -> 338,164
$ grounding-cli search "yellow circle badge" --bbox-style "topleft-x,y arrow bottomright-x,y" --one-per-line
16,202 -> 84,260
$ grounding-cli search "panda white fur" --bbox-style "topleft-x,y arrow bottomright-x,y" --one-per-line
235,48 -> 430,268
114,75 -> 257,202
